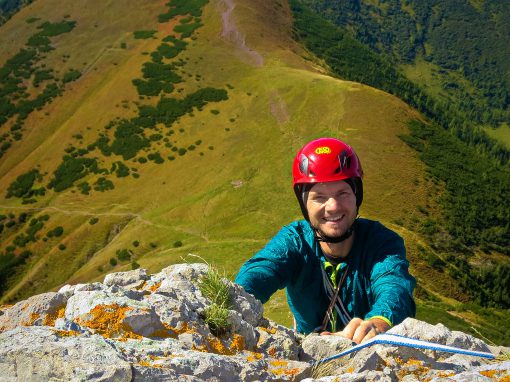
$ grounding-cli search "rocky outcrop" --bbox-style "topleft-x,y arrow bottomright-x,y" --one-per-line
0,263 -> 508,381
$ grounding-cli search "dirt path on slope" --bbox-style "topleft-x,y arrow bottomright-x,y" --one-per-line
219,0 -> 264,67
269,90 -> 290,125
0,204 -> 163,228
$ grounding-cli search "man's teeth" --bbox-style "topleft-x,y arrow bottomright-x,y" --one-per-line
325,216 -> 342,222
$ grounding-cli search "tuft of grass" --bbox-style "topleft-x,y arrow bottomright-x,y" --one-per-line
310,359 -> 342,379
202,303 -> 231,336
198,267 -> 232,306
197,262 -> 233,336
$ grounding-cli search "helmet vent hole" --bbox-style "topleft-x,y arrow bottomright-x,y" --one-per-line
299,155 -> 309,175
333,166 -> 341,174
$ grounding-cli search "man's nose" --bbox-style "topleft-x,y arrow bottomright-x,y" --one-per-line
325,196 -> 339,210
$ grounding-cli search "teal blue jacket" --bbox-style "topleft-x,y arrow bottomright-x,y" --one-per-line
235,218 -> 416,334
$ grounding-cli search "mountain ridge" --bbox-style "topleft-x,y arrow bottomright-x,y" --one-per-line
0,0 -> 508,346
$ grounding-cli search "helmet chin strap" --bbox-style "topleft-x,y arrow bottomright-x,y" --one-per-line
315,225 -> 354,243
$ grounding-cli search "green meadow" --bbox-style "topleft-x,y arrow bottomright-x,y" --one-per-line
0,0 -> 508,345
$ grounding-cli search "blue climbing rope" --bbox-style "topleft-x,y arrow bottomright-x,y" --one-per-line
315,333 -> 495,365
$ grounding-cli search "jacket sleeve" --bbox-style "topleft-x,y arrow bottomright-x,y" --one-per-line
235,225 -> 303,303
364,235 -> 416,326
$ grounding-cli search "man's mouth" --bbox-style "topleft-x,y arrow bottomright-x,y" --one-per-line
323,215 -> 344,223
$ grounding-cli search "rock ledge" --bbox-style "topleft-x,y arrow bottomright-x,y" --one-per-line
0,264 -> 508,381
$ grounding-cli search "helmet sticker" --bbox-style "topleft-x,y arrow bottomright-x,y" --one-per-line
315,146 -> 331,155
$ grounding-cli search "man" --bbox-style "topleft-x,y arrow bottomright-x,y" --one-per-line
235,138 -> 416,344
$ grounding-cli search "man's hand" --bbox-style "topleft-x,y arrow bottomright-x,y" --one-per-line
321,317 -> 390,344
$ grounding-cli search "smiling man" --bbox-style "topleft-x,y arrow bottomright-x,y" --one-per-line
235,138 -> 416,343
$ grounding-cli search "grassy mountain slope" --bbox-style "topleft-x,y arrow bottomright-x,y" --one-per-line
0,0 -> 507,344
299,0 -> 510,133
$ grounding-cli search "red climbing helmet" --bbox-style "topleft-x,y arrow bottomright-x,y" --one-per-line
292,138 -> 364,220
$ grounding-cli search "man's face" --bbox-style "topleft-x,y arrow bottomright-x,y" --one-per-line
306,180 -> 357,239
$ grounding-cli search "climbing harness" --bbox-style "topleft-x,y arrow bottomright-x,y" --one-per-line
319,262 -> 351,332
314,333 -> 495,366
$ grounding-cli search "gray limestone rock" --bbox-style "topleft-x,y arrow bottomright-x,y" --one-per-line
58,282 -> 105,299
302,370 -> 394,382
0,326 -> 131,381
229,283 -> 264,327
65,290 -> 168,339
300,333 -> 353,362
256,321 -> 301,360
388,318 -> 490,355
103,268 -> 149,288
228,310 -> 259,350
346,346 -> 387,373
0,263 -> 507,382
146,291 -> 207,334
0,292 -> 68,332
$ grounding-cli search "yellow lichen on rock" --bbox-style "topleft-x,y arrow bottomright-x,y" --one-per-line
163,321 -> 191,337
258,326 -> 277,335
480,370 -> 497,378
75,303 -> 141,340
229,334 -> 245,353
396,358 -> 431,380
53,329 -> 81,337
268,359 -> 291,376
205,336 -> 233,355
436,371 -> 455,378
149,328 -> 175,339
246,351 -> 264,362
43,306 -> 66,326
25,312 -> 40,326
